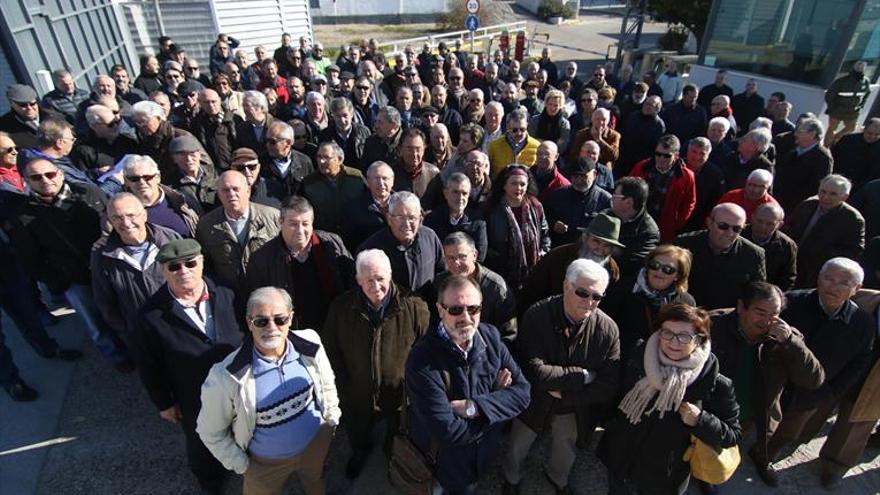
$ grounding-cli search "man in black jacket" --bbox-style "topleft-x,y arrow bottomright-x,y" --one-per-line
544,157 -> 611,247
606,177 -> 660,275
660,84 -> 707,146
137,239 -> 242,494
10,158 -> 132,369
189,89 -> 239,171
617,95 -> 665,177
719,128 -> 774,191
318,97 -> 371,168
682,137 -> 725,233
360,106 -> 403,171
831,117 -> 880,191
0,84 -> 64,151
503,259 -> 619,494
743,203 -> 797,291
730,79 -> 765,134
260,120 -> 314,201
774,117 -> 834,213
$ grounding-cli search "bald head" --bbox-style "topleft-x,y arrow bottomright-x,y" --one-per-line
217,170 -> 251,216
708,202 -> 746,252
199,89 -> 223,116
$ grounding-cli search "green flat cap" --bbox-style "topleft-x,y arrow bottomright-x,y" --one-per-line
156,239 -> 202,264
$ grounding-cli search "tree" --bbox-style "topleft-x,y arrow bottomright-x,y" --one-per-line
648,0 -> 713,51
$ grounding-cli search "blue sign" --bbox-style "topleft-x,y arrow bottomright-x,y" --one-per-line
465,14 -> 480,31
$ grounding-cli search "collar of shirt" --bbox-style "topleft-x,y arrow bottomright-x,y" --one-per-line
506,134 -> 526,155
796,142 -> 819,156
180,168 -> 204,185
337,125 -> 353,140
252,338 -> 293,367
170,283 -> 210,320
224,207 -> 250,224
273,155 -> 292,176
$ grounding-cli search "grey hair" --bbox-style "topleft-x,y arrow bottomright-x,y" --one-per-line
820,257 -> 864,286
388,190 -> 421,214
319,140 -> 345,163
565,259 -> 610,291
246,287 -> 294,316
132,100 -> 167,121
442,231 -> 476,250
122,154 -> 160,176
592,107 -> 611,120
745,128 -> 772,153
820,173 -> 852,195
355,249 -> 392,278
329,96 -> 353,115
507,107 -> 529,126
754,202 -> 784,221
445,172 -> 471,189
486,101 -> 504,115
85,105 -> 113,127
94,74 -> 114,89
689,136 -> 712,152
305,91 -> 325,105
431,123 -> 450,139
708,116 -> 731,132
268,120 -> 295,141
711,94 -> 730,106
749,117 -> 773,131
108,192 -> 146,212
243,90 -> 269,111
366,160 -> 394,178
379,106 -> 401,127
468,88 -> 484,101
798,117 -> 825,142
747,168 -> 773,186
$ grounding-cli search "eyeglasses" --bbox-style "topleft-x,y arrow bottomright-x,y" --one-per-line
250,314 -> 292,328
14,100 -> 38,108
166,74 -> 182,80
654,151 -> 674,159
508,127 -> 526,134
647,260 -> 677,275
166,258 -> 199,272
714,221 -> 743,234
232,162 -> 259,171
0,146 -> 18,154
574,287 -> 604,301
440,303 -> 482,316
390,213 -> 420,223
27,170 -> 60,181
125,173 -> 157,183
266,137 -> 288,145
659,329 -> 698,344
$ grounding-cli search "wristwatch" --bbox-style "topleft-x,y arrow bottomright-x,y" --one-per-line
465,400 -> 477,418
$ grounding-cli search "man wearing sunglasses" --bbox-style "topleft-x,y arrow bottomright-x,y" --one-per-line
0,84 -> 62,150
138,238 -> 242,494
123,154 -> 202,238
406,274 -> 529,494
322,249 -> 429,478
261,121 -> 314,202
229,147 -> 279,208
675,202 -> 766,309
9,158 -> 132,371
504,259 -> 619,494
487,108 -> 540,178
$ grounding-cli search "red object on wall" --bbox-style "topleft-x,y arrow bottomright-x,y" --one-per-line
514,31 -> 526,62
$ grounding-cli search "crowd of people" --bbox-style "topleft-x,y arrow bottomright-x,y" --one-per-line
0,30 -> 879,495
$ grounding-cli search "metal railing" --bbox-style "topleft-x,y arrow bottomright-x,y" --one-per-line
377,20 -> 529,55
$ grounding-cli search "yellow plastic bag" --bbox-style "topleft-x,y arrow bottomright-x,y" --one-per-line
682,434 -> 741,484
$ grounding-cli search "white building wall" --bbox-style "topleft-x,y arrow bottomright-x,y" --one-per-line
311,0 -> 448,17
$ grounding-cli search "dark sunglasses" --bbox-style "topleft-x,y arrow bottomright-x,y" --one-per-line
125,173 -> 157,183
574,288 -> 604,301
27,170 -> 59,181
250,314 -> 291,328
715,221 -> 743,233
167,258 -> 199,272
232,162 -> 259,171
647,260 -> 677,275
441,303 -> 482,316
0,146 -> 18,154
356,85 -> 371,90
654,152 -> 674,159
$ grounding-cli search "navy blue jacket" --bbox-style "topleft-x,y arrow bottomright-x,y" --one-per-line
405,323 -> 530,490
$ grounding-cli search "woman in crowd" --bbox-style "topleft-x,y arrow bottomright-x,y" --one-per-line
213,73 -> 245,119
602,245 -> 696,358
599,303 -> 741,495
485,164 -> 550,291
528,89 -> 571,153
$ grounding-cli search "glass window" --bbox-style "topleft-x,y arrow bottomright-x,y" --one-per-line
702,0 -> 860,86
837,0 -> 880,81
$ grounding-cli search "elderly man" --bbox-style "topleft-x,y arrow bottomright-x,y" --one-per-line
606,177 -> 660,275
123,154 -> 201,237
461,149 -> 493,208
675,203 -> 766,309
197,286 -> 340,494
617,95 -> 665,176
424,173 -> 488,260
566,107 -> 620,167
138,239 -> 243,493
234,91 -> 274,158
484,101 -> 505,143
832,117 -> 880,191
323,249 -> 429,478
131,100 -> 209,177
41,69 -> 90,124
530,141 -> 569,203
504,259 -> 620,493
74,75 -> 134,134
359,191 -> 444,298
743,203 -> 798,291
247,196 -> 352,331
521,213 -> 624,312
774,117 -> 834,213
92,192 -> 181,349
706,116 -> 735,166
718,168 -> 779,220
488,108 -> 541,178
764,258 -> 874,483
362,106 -> 404,170
1,84 -> 62,150
195,170 -> 279,293
9,158 -> 132,369
317,97 -> 370,167
227,147 -> 279,208
436,231 -> 516,345
111,64 -> 147,105
709,95 -> 737,138
431,85 -> 464,144
573,139 -> 615,194
393,128 -> 441,202
77,104 -> 138,178
166,135 -> 217,211
682,137 -> 725,232
169,79 -> 204,130
784,174 -> 865,289
406,274 -> 530,494
710,282 -> 824,486
628,134 -> 696,241
189,89 -> 238,170
261,120 -> 314,201
545,157 -> 611,246
719,127 -> 774,191
341,160 -> 394,252
352,76 -> 380,129
660,84 -> 707,145
300,141 -> 365,233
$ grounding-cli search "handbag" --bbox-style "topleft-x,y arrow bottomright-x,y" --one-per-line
388,371 -> 450,495
682,434 -> 741,484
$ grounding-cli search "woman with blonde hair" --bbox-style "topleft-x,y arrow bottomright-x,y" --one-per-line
528,89 -> 571,152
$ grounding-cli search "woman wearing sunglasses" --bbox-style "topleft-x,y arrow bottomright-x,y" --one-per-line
602,244 -> 695,359
599,303 -> 742,495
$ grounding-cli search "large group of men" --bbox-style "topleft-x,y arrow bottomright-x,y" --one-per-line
0,30 -> 879,495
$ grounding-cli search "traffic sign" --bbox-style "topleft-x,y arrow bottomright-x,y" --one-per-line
466,0 -> 480,14
465,14 -> 480,31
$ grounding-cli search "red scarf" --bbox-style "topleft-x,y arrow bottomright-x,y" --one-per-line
0,166 -> 25,192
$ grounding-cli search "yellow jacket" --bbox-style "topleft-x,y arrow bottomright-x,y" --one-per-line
488,135 -> 541,178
